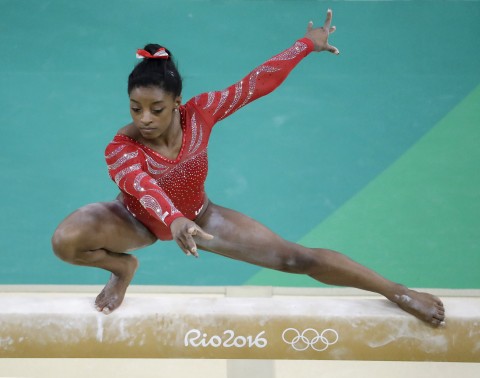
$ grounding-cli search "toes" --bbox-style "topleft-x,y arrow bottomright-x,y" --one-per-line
95,300 -> 106,313
431,307 -> 446,324
431,318 -> 446,327
434,296 -> 444,305
95,290 -> 118,315
431,319 -> 441,327
95,301 -> 114,314
95,295 -> 106,310
94,290 -> 112,313
435,303 -> 445,317
434,299 -> 445,311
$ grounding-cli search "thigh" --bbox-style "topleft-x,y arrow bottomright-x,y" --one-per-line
55,199 -> 157,254
194,202 -> 306,270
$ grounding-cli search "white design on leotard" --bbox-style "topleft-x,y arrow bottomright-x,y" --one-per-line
270,41 -> 307,61
238,65 -> 280,109
114,163 -> 141,185
105,145 -> 125,159
213,89 -> 229,116
108,151 -> 139,170
139,195 -> 169,223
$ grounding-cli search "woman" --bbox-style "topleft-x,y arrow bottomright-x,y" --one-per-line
52,10 -> 445,326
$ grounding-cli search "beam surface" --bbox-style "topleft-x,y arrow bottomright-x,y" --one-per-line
0,286 -> 478,361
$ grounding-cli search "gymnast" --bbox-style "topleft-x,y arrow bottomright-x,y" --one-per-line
51,10 -> 445,326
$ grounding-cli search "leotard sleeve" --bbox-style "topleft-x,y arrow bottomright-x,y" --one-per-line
192,37 -> 315,127
104,141 -> 184,227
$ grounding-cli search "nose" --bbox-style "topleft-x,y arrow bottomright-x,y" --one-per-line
140,112 -> 153,125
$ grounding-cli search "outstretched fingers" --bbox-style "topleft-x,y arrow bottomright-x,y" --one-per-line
326,43 -> 340,55
307,20 -> 313,32
307,21 -> 336,35
324,10 -> 339,55
305,9 -> 340,55
323,8 -> 333,31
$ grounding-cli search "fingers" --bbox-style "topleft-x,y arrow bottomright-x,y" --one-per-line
307,20 -> 313,32
174,224 -> 214,258
327,43 -> 340,55
188,226 -> 214,241
307,22 -> 335,34
323,8 -> 333,30
176,233 -> 199,258
305,10 -> 338,54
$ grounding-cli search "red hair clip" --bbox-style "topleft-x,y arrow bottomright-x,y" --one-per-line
136,47 -> 169,60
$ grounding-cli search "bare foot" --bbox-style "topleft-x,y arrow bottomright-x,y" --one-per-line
391,286 -> 445,327
95,255 -> 138,314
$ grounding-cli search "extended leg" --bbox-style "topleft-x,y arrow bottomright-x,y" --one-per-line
51,199 -> 157,313
195,202 -> 445,326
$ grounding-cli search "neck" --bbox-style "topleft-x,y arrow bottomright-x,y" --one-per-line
139,110 -> 183,159
158,110 -> 181,147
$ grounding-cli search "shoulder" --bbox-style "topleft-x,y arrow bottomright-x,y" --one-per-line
105,124 -> 142,160
117,123 -> 140,140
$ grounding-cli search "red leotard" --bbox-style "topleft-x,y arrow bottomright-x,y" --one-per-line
104,38 -> 314,240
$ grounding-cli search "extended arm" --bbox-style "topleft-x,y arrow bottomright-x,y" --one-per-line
194,9 -> 339,126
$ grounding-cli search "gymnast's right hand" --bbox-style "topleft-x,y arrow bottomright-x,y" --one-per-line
170,217 -> 214,258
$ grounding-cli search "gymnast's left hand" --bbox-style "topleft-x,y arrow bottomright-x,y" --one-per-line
305,9 -> 340,55
170,217 -> 214,258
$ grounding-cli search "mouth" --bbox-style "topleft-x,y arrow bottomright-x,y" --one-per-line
140,127 -> 156,133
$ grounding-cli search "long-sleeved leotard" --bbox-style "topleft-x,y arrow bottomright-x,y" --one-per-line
104,38 -> 314,240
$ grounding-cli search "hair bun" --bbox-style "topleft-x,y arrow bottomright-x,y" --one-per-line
129,43 -> 182,96
143,44 -> 172,59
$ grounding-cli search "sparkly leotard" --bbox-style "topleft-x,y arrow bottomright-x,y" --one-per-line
105,38 -> 314,240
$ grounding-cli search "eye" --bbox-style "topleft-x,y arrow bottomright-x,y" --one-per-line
131,107 -> 141,113
152,108 -> 164,115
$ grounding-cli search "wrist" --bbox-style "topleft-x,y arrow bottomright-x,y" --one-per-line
166,213 -> 186,229
298,37 -> 315,54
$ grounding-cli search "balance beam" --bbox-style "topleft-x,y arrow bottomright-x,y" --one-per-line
0,286 -> 478,361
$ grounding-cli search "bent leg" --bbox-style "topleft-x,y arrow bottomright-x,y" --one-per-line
51,199 -> 157,313
195,202 -> 445,326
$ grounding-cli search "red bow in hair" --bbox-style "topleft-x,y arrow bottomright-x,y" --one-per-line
136,47 -> 169,59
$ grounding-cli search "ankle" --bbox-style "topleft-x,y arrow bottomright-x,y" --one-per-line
385,283 -> 409,302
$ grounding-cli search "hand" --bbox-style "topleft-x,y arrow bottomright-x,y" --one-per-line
170,217 -> 214,257
304,9 -> 339,55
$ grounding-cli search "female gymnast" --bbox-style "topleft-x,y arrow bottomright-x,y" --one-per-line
52,10 -> 445,326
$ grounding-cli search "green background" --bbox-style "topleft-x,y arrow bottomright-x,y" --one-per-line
1,0 -> 479,288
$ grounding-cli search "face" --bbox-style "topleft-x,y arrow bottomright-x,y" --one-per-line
129,86 -> 181,139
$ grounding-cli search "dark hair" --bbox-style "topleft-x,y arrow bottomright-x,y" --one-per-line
128,44 -> 183,97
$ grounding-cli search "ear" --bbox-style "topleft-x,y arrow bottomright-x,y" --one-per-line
174,96 -> 182,108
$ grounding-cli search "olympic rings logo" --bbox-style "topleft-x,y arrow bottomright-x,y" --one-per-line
281,328 -> 339,351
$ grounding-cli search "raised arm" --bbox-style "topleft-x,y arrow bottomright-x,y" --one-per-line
193,9 -> 339,126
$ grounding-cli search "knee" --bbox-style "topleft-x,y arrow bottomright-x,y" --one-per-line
51,224 -> 83,263
51,204 -> 105,263
276,245 -> 321,274
52,220 -> 102,265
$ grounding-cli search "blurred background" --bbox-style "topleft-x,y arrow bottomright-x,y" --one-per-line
0,0 -> 479,288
